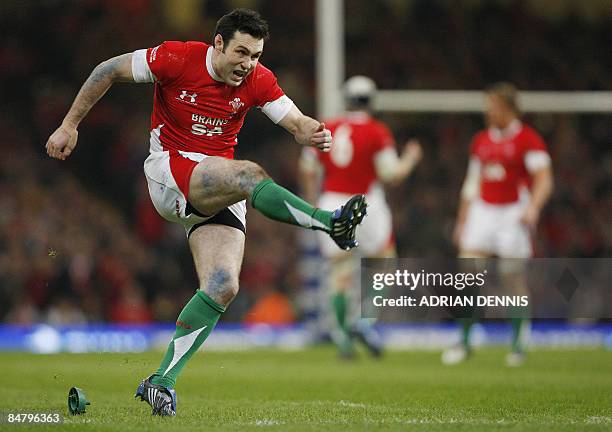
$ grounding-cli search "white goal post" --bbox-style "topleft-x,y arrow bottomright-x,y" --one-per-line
374,91 -> 612,113
316,0 -> 612,116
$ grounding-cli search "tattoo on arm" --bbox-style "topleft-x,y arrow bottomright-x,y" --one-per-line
63,54 -> 134,129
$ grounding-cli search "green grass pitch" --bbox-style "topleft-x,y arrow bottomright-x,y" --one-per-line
3,347 -> 611,431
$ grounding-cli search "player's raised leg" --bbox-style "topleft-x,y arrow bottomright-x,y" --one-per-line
188,156 -> 367,250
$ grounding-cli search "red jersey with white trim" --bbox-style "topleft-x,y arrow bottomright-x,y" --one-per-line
146,41 -> 285,158
313,113 -> 395,194
471,123 -> 548,204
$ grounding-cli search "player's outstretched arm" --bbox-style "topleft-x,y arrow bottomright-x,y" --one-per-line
374,139 -> 423,186
453,157 -> 481,247
46,53 -> 135,160
520,165 -> 553,229
277,105 -> 332,152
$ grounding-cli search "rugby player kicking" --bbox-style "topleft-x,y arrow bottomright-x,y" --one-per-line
46,9 -> 367,416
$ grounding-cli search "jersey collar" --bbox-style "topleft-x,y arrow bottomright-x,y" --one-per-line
345,111 -> 370,123
206,46 -> 224,83
489,119 -> 522,142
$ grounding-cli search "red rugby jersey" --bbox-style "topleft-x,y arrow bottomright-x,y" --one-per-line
141,41 -> 289,158
313,112 -> 395,194
471,122 -> 548,204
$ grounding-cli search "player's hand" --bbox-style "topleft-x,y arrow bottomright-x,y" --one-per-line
404,139 -> 423,164
309,122 -> 332,152
520,205 -> 540,230
46,125 -> 78,161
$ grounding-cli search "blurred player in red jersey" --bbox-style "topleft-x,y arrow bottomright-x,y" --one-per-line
300,76 -> 422,358
45,9 -> 367,416
442,83 -> 553,367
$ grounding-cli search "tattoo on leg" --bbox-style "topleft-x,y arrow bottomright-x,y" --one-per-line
204,268 -> 234,304
201,171 -> 215,189
238,165 -> 267,194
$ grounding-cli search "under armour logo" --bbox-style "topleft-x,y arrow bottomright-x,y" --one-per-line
229,97 -> 244,112
179,90 -> 197,103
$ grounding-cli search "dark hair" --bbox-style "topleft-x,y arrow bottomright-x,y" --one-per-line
213,9 -> 270,50
485,82 -> 521,115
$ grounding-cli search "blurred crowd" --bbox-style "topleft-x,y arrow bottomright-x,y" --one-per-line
0,0 -> 610,324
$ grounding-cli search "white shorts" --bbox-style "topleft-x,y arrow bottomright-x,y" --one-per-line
317,185 -> 393,258
460,198 -> 532,258
143,150 -> 247,236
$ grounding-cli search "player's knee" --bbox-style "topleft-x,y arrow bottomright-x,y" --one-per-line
236,161 -> 269,194
201,268 -> 240,305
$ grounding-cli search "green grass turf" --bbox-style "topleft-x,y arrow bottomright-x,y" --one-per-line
2,347 -> 611,431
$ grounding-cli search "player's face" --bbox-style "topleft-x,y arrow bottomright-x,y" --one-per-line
485,94 -> 512,129
214,31 -> 264,87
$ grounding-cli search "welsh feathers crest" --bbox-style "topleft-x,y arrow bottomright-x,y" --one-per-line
229,97 -> 244,112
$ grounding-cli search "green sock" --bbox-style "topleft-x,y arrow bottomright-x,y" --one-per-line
251,179 -> 332,231
332,293 -> 353,355
459,318 -> 474,348
510,313 -> 530,354
151,291 -> 225,388
509,306 -> 530,353
332,293 -> 348,332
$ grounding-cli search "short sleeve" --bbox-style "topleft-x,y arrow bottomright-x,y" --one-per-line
469,132 -> 484,160
131,49 -> 155,82
524,128 -> 548,152
250,65 -> 285,106
523,128 -> 550,173
261,95 -> 293,124
251,64 -> 293,123
374,124 -> 396,152
145,41 -> 187,84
